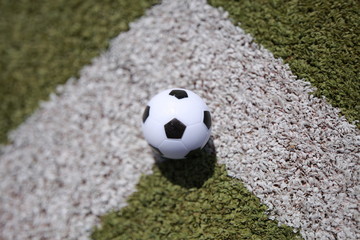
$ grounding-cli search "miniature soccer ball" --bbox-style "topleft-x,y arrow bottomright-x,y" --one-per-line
142,88 -> 212,159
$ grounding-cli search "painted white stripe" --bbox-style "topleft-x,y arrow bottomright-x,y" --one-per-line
0,0 -> 359,239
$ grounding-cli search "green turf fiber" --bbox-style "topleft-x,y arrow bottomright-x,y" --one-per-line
92,150 -> 302,240
208,0 -> 360,127
0,0 -> 159,143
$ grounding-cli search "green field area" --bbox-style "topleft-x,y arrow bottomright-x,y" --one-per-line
0,0 -> 158,143
92,1 -> 359,238
209,0 -> 360,127
92,153 -> 302,240
1,0 -> 358,239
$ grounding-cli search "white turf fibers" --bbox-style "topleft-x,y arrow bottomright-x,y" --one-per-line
0,0 -> 359,239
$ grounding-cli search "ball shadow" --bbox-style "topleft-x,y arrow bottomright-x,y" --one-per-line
154,137 -> 217,189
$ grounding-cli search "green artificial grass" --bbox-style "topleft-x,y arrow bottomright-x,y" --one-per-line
208,0 -> 360,128
92,150 -> 302,240
2,0 -> 357,239
0,0 -> 159,143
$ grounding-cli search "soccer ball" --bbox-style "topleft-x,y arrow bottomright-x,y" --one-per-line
142,88 -> 212,159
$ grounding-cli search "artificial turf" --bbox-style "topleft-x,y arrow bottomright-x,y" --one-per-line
208,0 -> 360,127
1,1 -> 300,239
0,0 -> 159,143
92,1 -> 359,238
1,0 -> 357,239
92,151 -> 302,240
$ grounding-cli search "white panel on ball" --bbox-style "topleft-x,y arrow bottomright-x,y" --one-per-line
159,140 -> 189,159
181,123 -> 210,150
142,118 -> 167,147
174,98 -> 204,126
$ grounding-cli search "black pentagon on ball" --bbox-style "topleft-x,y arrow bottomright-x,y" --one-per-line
164,118 -> 186,139
203,111 -> 211,129
142,106 -> 150,123
169,89 -> 188,99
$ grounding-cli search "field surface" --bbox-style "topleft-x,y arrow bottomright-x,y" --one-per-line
0,0 -> 359,239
